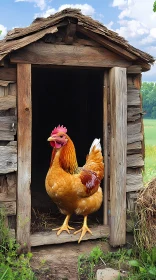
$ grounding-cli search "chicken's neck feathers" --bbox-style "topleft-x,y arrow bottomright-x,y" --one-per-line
52,136 -> 78,174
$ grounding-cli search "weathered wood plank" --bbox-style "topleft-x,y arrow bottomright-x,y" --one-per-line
0,80 -> 15,87
30,225 -> 110,246
0,201 -> 16,215
0,173 -> 16,201
126,173 -> 143,192
0,116 -> 17,131
127,132 -> 143,144
77,25 -> 137,60
0,68 -> 17,81
64,22 -> 77,44
0,131 -> 15,141
128,122 -> 141,136
127,141 -> 142,153
0,85 -> 8,97
9,83 -> 16,96
109,67 -> 127,246
103,71 -> 108,225
127,107 -> 142,121
127,90 -> 140,106
127,65 -> 142,73
0,146 -> 17,173
0,95 -> 16,110
17,64 -> 31,252
127,154 -> 144,167
10,42 -> 132,68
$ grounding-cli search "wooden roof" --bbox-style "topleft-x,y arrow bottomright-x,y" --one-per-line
0,8 -> 155,70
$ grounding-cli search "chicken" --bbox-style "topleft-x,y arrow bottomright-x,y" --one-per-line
45,125 -> 104,243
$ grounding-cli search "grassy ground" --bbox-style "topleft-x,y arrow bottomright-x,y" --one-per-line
143,119 -> 156,184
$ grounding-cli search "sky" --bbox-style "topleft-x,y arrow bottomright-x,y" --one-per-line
0,0 -> 156,81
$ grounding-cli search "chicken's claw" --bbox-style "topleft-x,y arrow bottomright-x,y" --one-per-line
52,215 -> 74,235
74,216 -> 93,243
53,225 -> 75,235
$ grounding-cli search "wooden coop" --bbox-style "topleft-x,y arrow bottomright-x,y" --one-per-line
0,9 -> 154,251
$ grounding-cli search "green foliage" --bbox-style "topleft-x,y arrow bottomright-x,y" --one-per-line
143,119 -> 156,183
128,247 -> 156,279
153,1 -> 156,12
141,82 -> 156,119
0,209 -> 36,280
78,246 -> 156,280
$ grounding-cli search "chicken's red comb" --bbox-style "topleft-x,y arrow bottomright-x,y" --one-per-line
51,125 -> 67,135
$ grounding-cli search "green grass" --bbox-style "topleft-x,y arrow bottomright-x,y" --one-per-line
143,119 -> 156,184
78,246 -> 156,280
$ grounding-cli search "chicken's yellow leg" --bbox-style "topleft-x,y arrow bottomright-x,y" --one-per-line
74,216 -> 93,243
53,215 -> 74,235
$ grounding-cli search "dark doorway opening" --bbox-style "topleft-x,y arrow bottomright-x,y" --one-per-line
31,67 -> 104,234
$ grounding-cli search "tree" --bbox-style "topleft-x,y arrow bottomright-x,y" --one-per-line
153,1 -> 156,12
141,82 -> 156,119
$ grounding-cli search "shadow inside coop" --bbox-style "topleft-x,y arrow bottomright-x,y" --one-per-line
31,66 -> 104,233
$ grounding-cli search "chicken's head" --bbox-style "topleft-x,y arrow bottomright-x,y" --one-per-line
47,125 -> 68,149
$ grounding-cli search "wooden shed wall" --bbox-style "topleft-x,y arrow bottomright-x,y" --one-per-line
0,68 -> 17,237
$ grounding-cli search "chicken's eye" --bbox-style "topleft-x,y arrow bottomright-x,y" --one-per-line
60,135 -> 63,138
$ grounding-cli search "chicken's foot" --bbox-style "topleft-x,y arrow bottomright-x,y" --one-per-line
74,216 -> 93,243
52,215 -> 74,235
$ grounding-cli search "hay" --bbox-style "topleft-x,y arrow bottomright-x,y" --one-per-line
135,177 -> 156,249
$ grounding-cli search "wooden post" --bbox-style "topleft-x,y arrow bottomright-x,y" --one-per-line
17,64 -> 31,252
103,71 -> 108,225
109,67 -> 127,246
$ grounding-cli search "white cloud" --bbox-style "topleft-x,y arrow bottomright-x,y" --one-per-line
105,21 -> 114,30
0,24 -> 7,39
58,4 -> 95,16
112,0 -> 127,8
116,19 -> 149,39
111,0 -> 156,50
35,3 -> 95,18
15,0 -> 46,10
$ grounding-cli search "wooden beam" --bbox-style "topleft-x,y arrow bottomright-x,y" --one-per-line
17,64 -> 31,252
0,68 -> 17,81
64,22 -> 77,44
77,26 -> 137,61
10,42 -> 132,68
30,225 -> 110,246
127,65 -> 142,73
109,67 -> 127,246
103,71 -> 108,225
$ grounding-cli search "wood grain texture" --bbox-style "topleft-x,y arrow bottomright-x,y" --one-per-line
126,173 -> 143,192
127,89 -> 140,106
30,225 -> 110,246
127,154 -> 144,167
0,173 -> 16,201
0,68 -> 17,81
0,95 -> 16,110
10,42 -> 132,68
0,146 -> 17,173
103,71 -> 108,225
109,67 -> 127,246
17,64 -> 31,252
77,25 -> 137,60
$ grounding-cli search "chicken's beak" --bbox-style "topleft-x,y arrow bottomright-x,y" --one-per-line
47,136 -> 54,141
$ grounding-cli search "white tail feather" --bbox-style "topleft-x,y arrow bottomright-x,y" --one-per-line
89,138 -> 101,154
